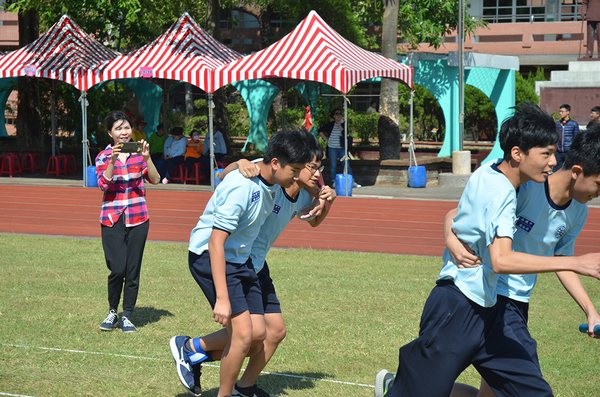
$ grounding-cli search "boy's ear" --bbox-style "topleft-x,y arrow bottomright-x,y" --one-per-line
510,146 -> 523,163
571,164 -> 584,179
270,157 -> 280,171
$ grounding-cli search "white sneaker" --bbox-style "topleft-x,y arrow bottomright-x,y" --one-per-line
352,181 -> 361,188
162,177 -> 169,184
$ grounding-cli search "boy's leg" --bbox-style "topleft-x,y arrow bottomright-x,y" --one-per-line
219,310 -> 254,397
473,296 -> 550,397
238,262 -> 286,389
386,281 -> 483,397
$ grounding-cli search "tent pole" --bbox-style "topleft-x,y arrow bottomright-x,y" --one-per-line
281,92 -> 286,131
80,91 -> 88,188
51,81 -> 56,157
409,90 -> 414,167
343,94 -> 348,197
208,93 -> 215,192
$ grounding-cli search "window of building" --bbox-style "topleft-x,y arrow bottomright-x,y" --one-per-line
481,0 -> 580,23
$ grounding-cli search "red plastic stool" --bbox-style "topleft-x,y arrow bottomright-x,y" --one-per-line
21,153 -> 42,174
60,154 -> 77,175
170,163 -> 186,184
46,156 -> 63,177
0,154 -> 22,177
184,162 -> 207,185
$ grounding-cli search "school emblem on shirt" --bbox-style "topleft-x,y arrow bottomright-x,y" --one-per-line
515,216 -> 535,233
273,204 -> 281,214
252,191 -> 260,203
555,225 -> 567,239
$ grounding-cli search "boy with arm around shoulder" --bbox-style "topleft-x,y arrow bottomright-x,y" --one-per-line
169,129 -> 313,397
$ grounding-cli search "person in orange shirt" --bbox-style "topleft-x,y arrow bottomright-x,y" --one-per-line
185,130 -> 210,175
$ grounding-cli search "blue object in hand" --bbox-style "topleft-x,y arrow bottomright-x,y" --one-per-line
578,323 -> 600,335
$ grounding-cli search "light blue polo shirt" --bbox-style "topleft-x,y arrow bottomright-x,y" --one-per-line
498,179 -> 587,302
250,188 -> 315,273
188,169 -> 280,264
438,159 -> 517,307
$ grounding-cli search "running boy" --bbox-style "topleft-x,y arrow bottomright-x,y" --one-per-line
375,102 -> 600,397
169,129 -> 314,397
447,128 -> 600,397
196,132 -> 336,397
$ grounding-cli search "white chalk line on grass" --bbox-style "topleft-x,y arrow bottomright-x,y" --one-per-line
2,342 -> 375,389
0,393 -> 36,397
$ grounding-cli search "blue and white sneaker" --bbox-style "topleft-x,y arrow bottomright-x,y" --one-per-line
169,336 -> 202,396
120,317 -> 137,333
99,310 -> 118,331
374,369 -> 395,397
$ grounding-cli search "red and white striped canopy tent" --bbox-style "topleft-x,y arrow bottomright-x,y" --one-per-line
102,12 -> 242,93
215,10 -> 413,92
0,15 -> 119,91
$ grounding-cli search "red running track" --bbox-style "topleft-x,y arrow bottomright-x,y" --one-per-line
1,185 -> 599,257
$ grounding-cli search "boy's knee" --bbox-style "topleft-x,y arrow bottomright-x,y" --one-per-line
267,324 -> 287,345
251,327 -> 267,346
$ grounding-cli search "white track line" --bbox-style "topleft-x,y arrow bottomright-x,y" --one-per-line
0,393 -> 36,397
2,342 -> 374,389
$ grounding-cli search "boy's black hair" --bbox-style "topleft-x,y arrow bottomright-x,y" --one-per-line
562,126 -> 600,176
157,123 -> 164,130
592,106 -> 600,114
370,100 -> 377,106
105,110 -> 132,132
263,127 -> 314,166
171,127 -> 184,136
560,104 -> 571,112
499,101 -> 559,161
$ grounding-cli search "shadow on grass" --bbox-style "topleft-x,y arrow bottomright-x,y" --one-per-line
130,306 -> 174,328
185,371 -> 335,396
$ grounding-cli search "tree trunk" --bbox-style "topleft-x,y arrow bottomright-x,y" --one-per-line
234,4 -> 274,49
206,0 -> 229,155
16,9 -> 43,151
379,0 -> 400,160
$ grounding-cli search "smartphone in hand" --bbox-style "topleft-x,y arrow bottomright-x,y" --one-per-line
120,142 -> 141,153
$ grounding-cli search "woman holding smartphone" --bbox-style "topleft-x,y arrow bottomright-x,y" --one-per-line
95,110 -> 160,333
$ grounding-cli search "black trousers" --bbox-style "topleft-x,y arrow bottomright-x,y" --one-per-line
101,215 -> 149,318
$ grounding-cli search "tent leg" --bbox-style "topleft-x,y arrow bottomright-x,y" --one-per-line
343,94 -> 348,197
208,93 -> 215,192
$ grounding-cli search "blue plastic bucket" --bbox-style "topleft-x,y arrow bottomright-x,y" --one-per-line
86,166 -> 98,188
335,173 -> 353,197
408,165 -> 427,188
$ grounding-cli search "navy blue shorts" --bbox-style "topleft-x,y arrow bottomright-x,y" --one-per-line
258,261 -> 281,314
386,280 -> 553,397
498,295 -> 539,367
188,251 -> 264,316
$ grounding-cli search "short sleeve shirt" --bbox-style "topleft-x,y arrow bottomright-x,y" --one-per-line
250,188 -> 315,273
497,179 -> 588,302
438,160 -> 517,307
188,169 -> 280,264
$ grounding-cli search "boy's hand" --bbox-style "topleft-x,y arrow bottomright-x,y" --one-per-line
213,298 -> 231,327
238,159 -> 260,178
299,198 -> 325,219
319,185 -> 336,204
575,253 -> 600,280
586,314 -> 600,339
447,232 -> 481,268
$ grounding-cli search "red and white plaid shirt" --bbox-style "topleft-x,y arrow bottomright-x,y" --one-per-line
95,144 -> 157,227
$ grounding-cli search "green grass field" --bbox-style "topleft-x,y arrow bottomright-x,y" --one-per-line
1,234 -> 599,396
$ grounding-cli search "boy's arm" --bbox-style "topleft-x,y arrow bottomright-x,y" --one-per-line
302,186 -> 337,226
208,229 -> 231,327
443,208 -> 481,268
218,159 -> 259,181
555,269 -> 600,339
488,237 -> 600,279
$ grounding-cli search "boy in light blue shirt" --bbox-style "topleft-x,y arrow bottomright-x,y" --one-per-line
169,129 -> 314,397
375,102 -> 600,397
194,133 -> 337,397
447,128 -> 600,397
